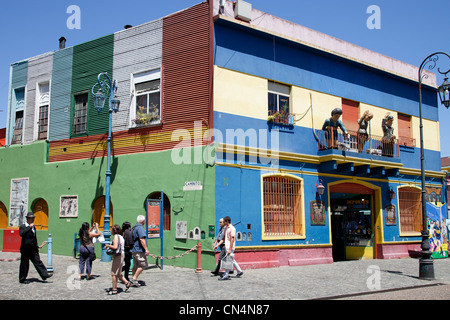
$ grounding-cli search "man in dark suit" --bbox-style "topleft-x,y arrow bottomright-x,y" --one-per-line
19,212 -> 52,284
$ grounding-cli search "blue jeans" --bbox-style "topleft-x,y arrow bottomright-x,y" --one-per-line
79,246 -> 94,275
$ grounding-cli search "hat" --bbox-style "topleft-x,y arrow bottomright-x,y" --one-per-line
25,212 -> 35,219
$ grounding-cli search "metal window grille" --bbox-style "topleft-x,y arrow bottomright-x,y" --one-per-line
263,176 -> 303,237
398,187 -> 422,233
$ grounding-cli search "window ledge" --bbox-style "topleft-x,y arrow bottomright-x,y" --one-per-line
262,235 -> 306,241
129,120 -> 162,129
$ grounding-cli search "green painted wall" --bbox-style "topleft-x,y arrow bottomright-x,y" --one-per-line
0,142 -> 216,270
71,34 -> 114,137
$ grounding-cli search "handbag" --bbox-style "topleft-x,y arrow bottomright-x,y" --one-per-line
220,253 -> 234,270
106,235 -> 122,256
82,243 -> 96,261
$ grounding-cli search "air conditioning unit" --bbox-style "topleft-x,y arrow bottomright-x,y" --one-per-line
234,0 -> 252,22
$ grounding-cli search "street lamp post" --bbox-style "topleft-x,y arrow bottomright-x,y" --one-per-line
418,52 -> 450,280
91,72 -> 120,262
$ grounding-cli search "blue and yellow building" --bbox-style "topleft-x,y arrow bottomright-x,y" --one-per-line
0,0 -> 446,269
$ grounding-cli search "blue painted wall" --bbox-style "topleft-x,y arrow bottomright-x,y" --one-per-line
214,19 -> 439,122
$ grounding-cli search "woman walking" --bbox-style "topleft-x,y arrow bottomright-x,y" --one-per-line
78,222 -> 101,280
105,225 -> 132,295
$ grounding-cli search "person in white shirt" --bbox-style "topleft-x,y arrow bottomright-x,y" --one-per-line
219,216 -> 243,280
105,225 -> 132,294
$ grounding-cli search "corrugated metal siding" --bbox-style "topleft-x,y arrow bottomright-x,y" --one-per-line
112,19 -> 163,132
71,34 -> 114,137
49,47 -> 73,142
48,2 -> 213,162
48,122 -> 208,162
23,53 -> 53,144
7,61 -> 28,144
162,1 -> 212,127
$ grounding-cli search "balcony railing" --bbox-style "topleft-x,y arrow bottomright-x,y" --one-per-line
267,110 -> 294,126
316,129 -> 401,158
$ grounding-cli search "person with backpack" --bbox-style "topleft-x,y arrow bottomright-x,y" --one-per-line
104,224 -> 132,295
121,221 -> 133,281
130,215 -> 149,287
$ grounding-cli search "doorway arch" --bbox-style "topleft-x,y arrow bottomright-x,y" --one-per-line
92,196 -> 113,231
0,201 -> 7,229
32,198 -> 49,230
147,192 -> 171,231
328,180 -> 381,261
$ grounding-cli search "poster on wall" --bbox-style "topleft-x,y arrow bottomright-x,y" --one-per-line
9,178 -> 29,227
385,204 -> 396,225
310,200 -> 326,225
147,199 -> 161,239
426,202 -> 448,259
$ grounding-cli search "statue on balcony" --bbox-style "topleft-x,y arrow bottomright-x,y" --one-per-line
357,110 -> 373,153
381,113 -> 396,157
322,108 -> 348,149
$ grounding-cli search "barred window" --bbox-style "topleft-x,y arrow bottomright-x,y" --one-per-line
398,186 -> 422,234
263,175 -> 303,238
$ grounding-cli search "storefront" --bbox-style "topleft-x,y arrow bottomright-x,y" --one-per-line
330,183 -> 376,261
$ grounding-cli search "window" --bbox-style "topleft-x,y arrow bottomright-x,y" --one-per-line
73,93 -> 88,135
38,105 -> 49,140
37,82 -> 50,140
132,69 -> 161,127
398,186 -> 422,234
268,81 -> 290,116
11,111 -> 24,145
262,175 -> 304,238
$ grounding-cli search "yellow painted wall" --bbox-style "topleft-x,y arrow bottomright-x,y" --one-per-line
213,66 -> 440,152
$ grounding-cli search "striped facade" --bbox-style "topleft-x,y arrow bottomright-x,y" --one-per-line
6,2 -> 212,162
1,0 -> 447,269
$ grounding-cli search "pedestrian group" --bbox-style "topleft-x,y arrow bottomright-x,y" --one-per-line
19,213 -> 243,293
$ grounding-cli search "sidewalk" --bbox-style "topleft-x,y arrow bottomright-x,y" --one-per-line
1,251 -> 449,300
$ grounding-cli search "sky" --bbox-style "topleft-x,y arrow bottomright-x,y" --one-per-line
0,0 -> 449,154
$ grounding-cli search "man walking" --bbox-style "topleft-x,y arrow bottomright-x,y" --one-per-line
211,218 -> 226,276
130,215 -> 149,286
219,216 -> 243,280
19,212 -> 52,284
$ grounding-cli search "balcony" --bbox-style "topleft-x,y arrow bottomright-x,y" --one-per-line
315,129 -> 413,158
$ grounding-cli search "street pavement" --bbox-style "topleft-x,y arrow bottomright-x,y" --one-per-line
1,251 -> 449,302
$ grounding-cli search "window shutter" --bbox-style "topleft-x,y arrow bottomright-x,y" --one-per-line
342,98 -> 359,132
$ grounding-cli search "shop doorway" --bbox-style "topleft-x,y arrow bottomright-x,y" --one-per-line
330,183 -> 375,261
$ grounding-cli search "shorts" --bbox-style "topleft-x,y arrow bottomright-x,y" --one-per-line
132,252 -> 148,269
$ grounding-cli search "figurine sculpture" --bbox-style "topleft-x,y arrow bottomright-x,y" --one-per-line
381,113 -> 396,157
357,110 -> 373,153
322,108 -> 348,149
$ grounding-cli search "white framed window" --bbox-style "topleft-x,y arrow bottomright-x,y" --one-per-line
35,82 -> 50,141
11,88 -> 25,145
268,81 -> 290,115
130,69 -> 161,128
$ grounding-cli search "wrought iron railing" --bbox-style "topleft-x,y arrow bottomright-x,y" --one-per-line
315,129 -> 400,157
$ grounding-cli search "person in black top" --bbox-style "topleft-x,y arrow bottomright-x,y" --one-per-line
122,221 -> 133,281
19,212 -> 52,284
211,218 -> 226,276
